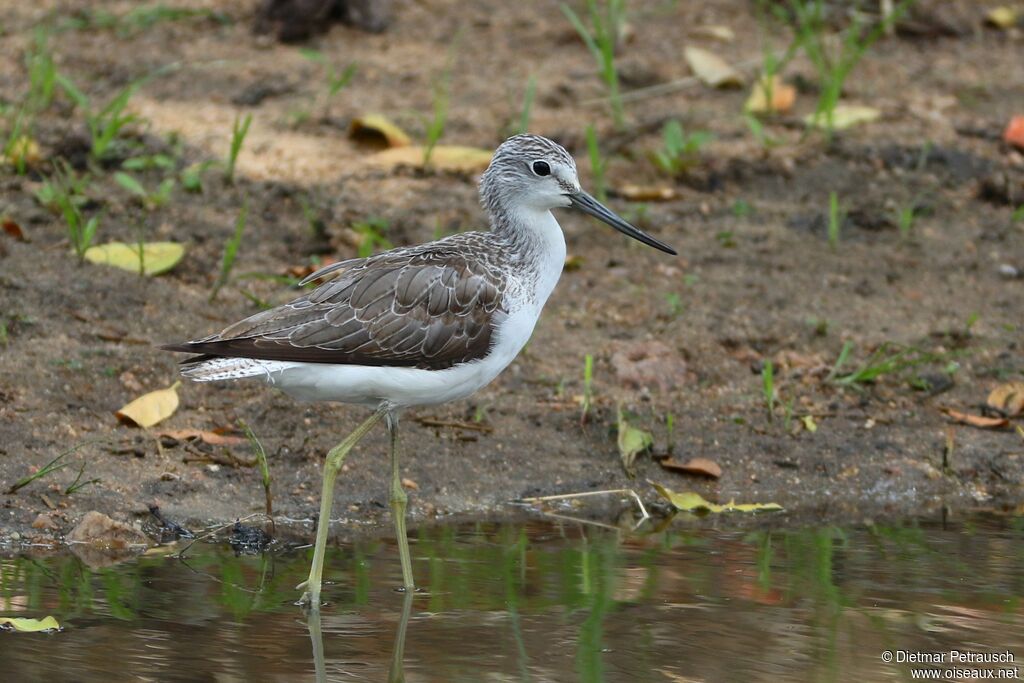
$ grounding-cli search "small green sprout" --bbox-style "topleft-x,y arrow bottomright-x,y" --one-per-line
762,359 -> 776,421
827,191 -> 843,249
353,217 -> 392,258
562,0 -> 627,128
57,73 -> 144,162
650,120 -> 713,177
224,113 -> 252,184
580,353 -> 594,424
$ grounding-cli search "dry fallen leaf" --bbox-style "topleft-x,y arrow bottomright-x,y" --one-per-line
116,382 -> 181,428
370,145 -> 492,173
159,429 -> 246,446
3,217 -> 26,241
985,6 -> 1018,29
941,407 -> 1008,429
684,46 -> 744,88
612,184 -> 679,201
1003,115 -> 1024,151
348,114 -> 413,148
745,75 -> 797,114
0,616 -> 60,633
659,457 -> 722,478
691,25 -> 735,42
618,409 -> 654,476
651,482 -> 782,513
987,381 -> 1024,417
5,135 -> 41,168
805,104 -> 880,130
286,256 -> 339,280
84,241 -> 186,276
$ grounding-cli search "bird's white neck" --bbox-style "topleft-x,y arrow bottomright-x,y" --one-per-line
498,206 -> 567,308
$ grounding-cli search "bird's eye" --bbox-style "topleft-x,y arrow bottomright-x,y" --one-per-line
532,160 -> 551,176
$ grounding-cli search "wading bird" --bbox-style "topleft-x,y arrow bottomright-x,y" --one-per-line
164,134 -> 675,606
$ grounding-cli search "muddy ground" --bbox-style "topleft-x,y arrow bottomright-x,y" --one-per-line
1,0 -> 1022,547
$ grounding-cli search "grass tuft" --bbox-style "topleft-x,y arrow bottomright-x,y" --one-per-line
224,113 -> 252,185
562,0 -> 627,129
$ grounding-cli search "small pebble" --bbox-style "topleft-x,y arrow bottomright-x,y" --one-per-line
997,263 -> 1020,279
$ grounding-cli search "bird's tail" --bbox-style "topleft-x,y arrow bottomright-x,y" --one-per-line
179,356 -> 288,382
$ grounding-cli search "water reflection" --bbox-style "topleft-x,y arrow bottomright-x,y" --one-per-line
1,515 -> 1022,681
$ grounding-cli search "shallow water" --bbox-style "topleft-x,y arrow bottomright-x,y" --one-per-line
2,513 -> 1023,682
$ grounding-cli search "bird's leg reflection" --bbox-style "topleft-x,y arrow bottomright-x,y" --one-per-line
388,590 -> 414,683
305,589 -> 414,683
307,606 -> 326,683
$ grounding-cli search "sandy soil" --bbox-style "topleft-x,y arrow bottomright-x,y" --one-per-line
1,0 -> 1022,545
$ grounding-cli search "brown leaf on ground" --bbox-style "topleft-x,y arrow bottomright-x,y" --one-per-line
745,75 -> 796,114
287,256 -> 339,279
941,408 -> 1008,429
684,46 -> 744,88
159,429 -> 247,446
986,381 -> 1024,417
659,457 -> 722,478
1003,115 -> 1024,151
31,513 -> 59,530
2,218 -> 26,241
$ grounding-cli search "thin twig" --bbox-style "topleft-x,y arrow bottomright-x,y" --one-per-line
582,52 -> 782,107
518,488 -> 650,520
172,512 -> 265,560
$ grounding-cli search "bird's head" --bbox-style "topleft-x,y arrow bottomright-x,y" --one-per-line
480,134 -> 676,255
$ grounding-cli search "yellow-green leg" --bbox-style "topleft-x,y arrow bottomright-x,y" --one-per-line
297,407 -> 386,607
388,412 -> 415,590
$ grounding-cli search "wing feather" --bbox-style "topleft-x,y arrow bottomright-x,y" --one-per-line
164,237 -> 507,370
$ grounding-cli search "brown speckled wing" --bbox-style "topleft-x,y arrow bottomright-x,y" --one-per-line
164,236 -> 507,370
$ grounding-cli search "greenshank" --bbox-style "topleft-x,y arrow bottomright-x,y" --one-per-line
163,134 -> 675,606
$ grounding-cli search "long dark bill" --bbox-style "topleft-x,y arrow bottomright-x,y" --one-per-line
569,191 -> 677,255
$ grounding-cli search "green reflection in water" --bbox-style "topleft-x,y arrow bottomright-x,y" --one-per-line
0,516 -> 1022,683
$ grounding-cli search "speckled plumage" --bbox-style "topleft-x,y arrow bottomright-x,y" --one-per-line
163,134 -> 674,406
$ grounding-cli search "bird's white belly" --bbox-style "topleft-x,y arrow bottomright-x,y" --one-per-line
267,306 -> 540,407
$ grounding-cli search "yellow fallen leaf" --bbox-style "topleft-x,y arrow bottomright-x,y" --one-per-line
745,75 -> 797,114
5,135 -> 41,168
370,145 -> 492,173
684,46 -> 743,88
0,616 -> 61,632
987,381 -> 1024,417
801,415 -> 818,432
116,382 -> 181,428
618,408 -> 653,475
348,114 -> 412,148
805,104 -> 880,130
651,482 -> 782,513
84,241 -> 185,276
986,6 -> 1018,29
